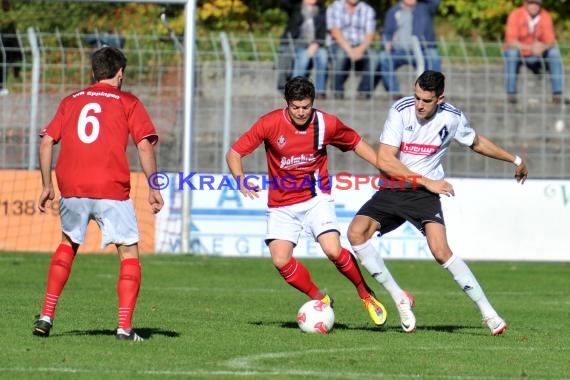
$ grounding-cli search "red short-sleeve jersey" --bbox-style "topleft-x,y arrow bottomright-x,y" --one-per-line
231,108 -> 361,207
41,83 -> 158,200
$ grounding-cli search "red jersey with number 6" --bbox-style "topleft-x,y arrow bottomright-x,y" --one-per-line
40,82 -> 158,200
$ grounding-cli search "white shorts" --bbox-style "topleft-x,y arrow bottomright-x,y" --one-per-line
59,197 -> 139,248
266,193 -> 339,245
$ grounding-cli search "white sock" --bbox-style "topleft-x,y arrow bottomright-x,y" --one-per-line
442,255 -> 498,318
352,240 -> 406,303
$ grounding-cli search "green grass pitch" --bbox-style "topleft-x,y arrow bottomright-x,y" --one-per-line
0,252 -> 568,379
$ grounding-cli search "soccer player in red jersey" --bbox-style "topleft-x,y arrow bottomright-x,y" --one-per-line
32,47 -> 164,341
226,76 -> 388,327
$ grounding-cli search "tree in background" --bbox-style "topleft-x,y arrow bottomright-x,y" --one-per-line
439,0 -> 570,41
198,0 -> 248,30
1,0 -> 569,42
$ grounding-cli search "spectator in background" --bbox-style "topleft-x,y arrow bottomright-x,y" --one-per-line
326,0 -> 376,99
378,0 -> 441,100
281,0 -> 329,99
503,0 -> 567,105
0,0 -> 23,96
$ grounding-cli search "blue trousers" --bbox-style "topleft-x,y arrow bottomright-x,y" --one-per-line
503,47 -> 564,95
292,46 -> 329,95
329,43 -> 375,94
378,48 -> 441,93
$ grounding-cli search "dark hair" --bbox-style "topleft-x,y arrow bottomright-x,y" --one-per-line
284,76 -> 315,103
91,46 -> 127,81
415,70 -> 445,97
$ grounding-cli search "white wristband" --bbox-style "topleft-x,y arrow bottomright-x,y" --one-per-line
513,155 -> 522,166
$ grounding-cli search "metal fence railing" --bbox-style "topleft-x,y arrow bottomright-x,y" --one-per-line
1,30 -> 568,178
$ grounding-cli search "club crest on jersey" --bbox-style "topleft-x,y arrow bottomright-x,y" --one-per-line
438,126 -> 449,141
277,135 -> 286,146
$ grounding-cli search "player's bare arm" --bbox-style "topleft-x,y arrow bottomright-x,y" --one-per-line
353,140 -> 378,169
225,149 -> 260,199
137,137 -> 164,213
377,143 -> 455,196
470,134 -> 528,184
38,135 -> 55,213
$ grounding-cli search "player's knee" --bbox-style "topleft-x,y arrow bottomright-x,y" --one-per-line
347,218 -> 374,245
431,247 -> 452,264
318,239 -> 342,260
272,256 -> 290,269
322,248 -> 341,261
346,226 -> 364,245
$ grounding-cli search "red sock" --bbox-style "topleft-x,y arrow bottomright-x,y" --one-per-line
117,258 -> 141,330
277,257 -> 322,300
332,248 -> 370,299
40,244 -> 76,319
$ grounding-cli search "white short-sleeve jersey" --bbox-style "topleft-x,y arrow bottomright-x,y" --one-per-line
380,96 -> 476,180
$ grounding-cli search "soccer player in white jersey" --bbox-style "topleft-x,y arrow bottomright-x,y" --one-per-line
347,70 -> 528,335
226,76 -> 388,327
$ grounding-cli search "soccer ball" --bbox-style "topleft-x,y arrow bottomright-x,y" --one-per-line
296,300 -> 335,334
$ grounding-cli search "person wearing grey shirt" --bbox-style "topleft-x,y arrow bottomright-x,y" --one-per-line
377,0 -> 441,99
285,0 -> 329,98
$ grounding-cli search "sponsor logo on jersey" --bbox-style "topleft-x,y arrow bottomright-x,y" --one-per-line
280,153 -> 316,168
405,125 -> 414,131
400,142 -> 439,156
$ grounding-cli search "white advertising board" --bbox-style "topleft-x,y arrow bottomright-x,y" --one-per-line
441,178 -> 569,261
155,174 -> 569,261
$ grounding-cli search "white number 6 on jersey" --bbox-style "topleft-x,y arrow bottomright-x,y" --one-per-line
77,103 -> 102,144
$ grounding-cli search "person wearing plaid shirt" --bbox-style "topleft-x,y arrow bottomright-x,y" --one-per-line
326,0 -> 377,99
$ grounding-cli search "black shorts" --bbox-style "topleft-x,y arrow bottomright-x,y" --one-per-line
356,187 -> 445,236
